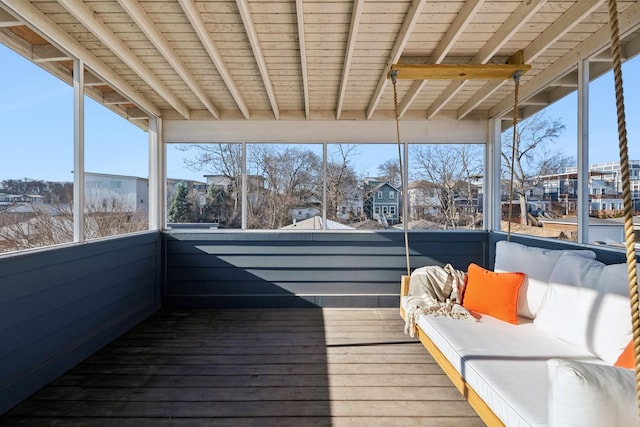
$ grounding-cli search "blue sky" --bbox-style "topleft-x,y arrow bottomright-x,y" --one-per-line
1,42 -> 638,184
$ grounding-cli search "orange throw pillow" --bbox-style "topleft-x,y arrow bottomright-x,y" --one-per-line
462,263 -> 525,324
615,341 -> 635,369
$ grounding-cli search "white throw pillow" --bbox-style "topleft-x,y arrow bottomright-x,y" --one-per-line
534,254 -> 631,364
494,241 -> 596,319
547,358 -> 640,427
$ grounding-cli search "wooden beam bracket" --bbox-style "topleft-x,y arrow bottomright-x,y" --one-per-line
389,50 -> 531,81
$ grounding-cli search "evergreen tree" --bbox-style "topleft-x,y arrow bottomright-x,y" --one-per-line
168,181 -> 193,223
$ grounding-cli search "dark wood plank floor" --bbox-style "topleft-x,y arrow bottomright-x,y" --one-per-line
0,309 -> 483,426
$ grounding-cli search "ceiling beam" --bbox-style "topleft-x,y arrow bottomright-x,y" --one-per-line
116,0 -> 220,119
426,0 -> 546,120
1,0 -> 161,118
32,44 -> 71,62
0,8 -> 21,27
336,0 -> 364,120
126,107 -> 148,120
295,0 -> 309,119
490,1 -> 640,118
56,0 -> 188,119
366,0 -> 427,120
457,0 -> 604,119
398,0 -> 484,118
84,71 -> 104,87
177,0 -> 249,120
390,62 -> 530,81
103,92 -> 129,105
236,0 -> 279,120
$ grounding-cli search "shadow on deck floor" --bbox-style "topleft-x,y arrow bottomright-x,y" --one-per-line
1,308 -> 483,426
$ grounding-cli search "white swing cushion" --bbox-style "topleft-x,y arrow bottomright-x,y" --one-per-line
547,358 -> 640,427
534,254 -> 632,364
417,313 -> 601,427
494,241 -> 596,319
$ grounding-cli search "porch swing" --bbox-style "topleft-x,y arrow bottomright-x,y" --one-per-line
394,0 -> 640,422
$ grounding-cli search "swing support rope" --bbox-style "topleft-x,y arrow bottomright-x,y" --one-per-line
391,70 -> 411,277
606,0 -> 640,413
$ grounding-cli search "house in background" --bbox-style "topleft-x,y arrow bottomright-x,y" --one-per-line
363,178 -> 400,226
85,172 -> 149,213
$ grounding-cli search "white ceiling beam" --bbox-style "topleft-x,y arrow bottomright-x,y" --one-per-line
0,8 -> 21,27
103,92 -> 129,105
426,0 -> 546,120
1,0 -> 161,118
336,0 -> 364,120
116,0 -> 220,119
83,71 -> 104,87
177,0 -> 249,120
366,0 -> 427,120
398,0 -> 485,118
236,0 -> 279,120
490,1 -> 640,118
56,0 -> 187,118
457,0 -> 604,119
32,44 -> 71,62
295,0 -> 309,119
520,93 -> 549,105
126,107 -> 148,120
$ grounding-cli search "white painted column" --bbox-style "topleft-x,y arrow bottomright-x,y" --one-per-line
486,118 -> 502,231
241,142 -> 247,230
148,116 -> 163,230
73,59 -> 85,242
322,143 -> 327,230
403,137 -> 409,226
577,58 -> 590,244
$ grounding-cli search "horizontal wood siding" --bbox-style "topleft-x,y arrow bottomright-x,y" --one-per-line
163,231 -> 488,308
0,232 -> 162,415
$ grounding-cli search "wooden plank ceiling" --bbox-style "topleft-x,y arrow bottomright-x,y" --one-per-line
1,0 -> 639,129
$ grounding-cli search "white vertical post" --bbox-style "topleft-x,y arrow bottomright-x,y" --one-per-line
577,58 -> 590,244
73,59 -> 85,242
403,138 -> 409,225
322,143 -> 327,230
148,116 -> 163,230
486,118 -> 502,231
241,142 -> 247,230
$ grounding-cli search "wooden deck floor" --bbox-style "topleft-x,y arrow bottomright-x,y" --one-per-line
1,309 -> 483,426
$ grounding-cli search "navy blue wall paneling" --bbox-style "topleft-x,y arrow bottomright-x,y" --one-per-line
0,232 -> 162,414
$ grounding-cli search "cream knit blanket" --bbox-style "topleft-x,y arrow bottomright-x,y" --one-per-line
403,264 -> 474,336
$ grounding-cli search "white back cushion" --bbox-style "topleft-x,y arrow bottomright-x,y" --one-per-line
547,358 -> 640,427
534,254 -> 631,364
494,241 -> 596,319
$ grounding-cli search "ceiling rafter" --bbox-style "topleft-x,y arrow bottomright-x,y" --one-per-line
177,0 -> 249,120
397,0 -> 485,118
115,0 -> 220,119
490,1 -> 640,119
366,0 -> 426,120
426,0 -> 546,120
236,0 -> 279,120
457,0 -> 605,120
32,44 -> 71,62
336,0 -> 364,120
56,0 -> 188,119
295,0 -> 309,119
0,7 -> 21,27
1,0 -> 161,118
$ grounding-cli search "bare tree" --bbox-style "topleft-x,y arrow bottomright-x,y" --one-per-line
412,144 -> 483,229
177,143 -> 242,225
249,145 -> 321,228
377,159 -> 401,188
326,144 -> 360,221
501,112 -> 571,225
